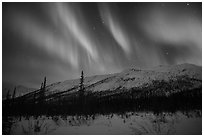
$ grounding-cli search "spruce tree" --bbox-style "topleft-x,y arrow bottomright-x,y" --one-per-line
33,91 -> 36,105
6,90 -> 10,100
12,87 -> 16,107
40,82 -> 43,90
78,71 -> 86,112
42,77 -> 46,102
12,87 -> 16,99
39,77 -> 46,106
43,77 -> 46,91
79,71 -> 84,97
6,90 -> 11,107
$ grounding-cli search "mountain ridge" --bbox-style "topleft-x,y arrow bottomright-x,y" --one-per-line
44,63 -> 201,95
2,82 -> 36,99
12,63 -> 201,100
4,63 -> 202,115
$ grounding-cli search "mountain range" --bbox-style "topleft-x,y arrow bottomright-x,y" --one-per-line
19,63 -> 201,101
2,82 -> 36,99
3,63 -> 202,115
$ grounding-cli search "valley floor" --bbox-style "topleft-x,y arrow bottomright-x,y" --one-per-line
5,111 -> 202,135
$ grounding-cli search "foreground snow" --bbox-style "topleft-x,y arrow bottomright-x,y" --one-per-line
8,111 -> 201,135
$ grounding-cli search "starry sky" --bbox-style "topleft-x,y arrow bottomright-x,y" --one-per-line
3,2 -> 202,88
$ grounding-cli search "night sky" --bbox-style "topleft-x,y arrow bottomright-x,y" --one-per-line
3,2 -> 202,88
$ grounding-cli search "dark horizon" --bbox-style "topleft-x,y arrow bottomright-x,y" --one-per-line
3,2 -> 202,88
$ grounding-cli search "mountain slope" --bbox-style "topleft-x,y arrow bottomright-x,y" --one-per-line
5,63 -> 202,115
2,82 -> 36,99
43,63 -> 201,97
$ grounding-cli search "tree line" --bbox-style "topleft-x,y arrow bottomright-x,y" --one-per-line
3,71 -> 202,116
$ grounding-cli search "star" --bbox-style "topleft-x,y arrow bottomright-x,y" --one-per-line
166,52 -> 169,55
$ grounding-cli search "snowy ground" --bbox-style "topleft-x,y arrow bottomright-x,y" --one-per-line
7,111 -> 201,135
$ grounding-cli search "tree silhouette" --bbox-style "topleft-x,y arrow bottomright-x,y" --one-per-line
12,87 -> 16,99
6,90 -> 10,100
43,77 -> 46,91
11,87 -> 16,107
78,71 -> 86,112
40,82 -> 43,91
79,71 -> 85,97
39,77 -> 46,106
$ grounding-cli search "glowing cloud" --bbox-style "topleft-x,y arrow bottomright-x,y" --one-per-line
99,4 -> 131,54
142,9 -> 201,49
10,3 -> 104,71
12,15 -> 79,68
3,3 -> 201,87
52,3 -> 99,63
139,5 -> 202,65
132,4 -> 202,66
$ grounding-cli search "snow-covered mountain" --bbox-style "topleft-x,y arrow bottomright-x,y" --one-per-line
2,82 -> 36,99
5,63 -> 202,115
40,63 -> 201,99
